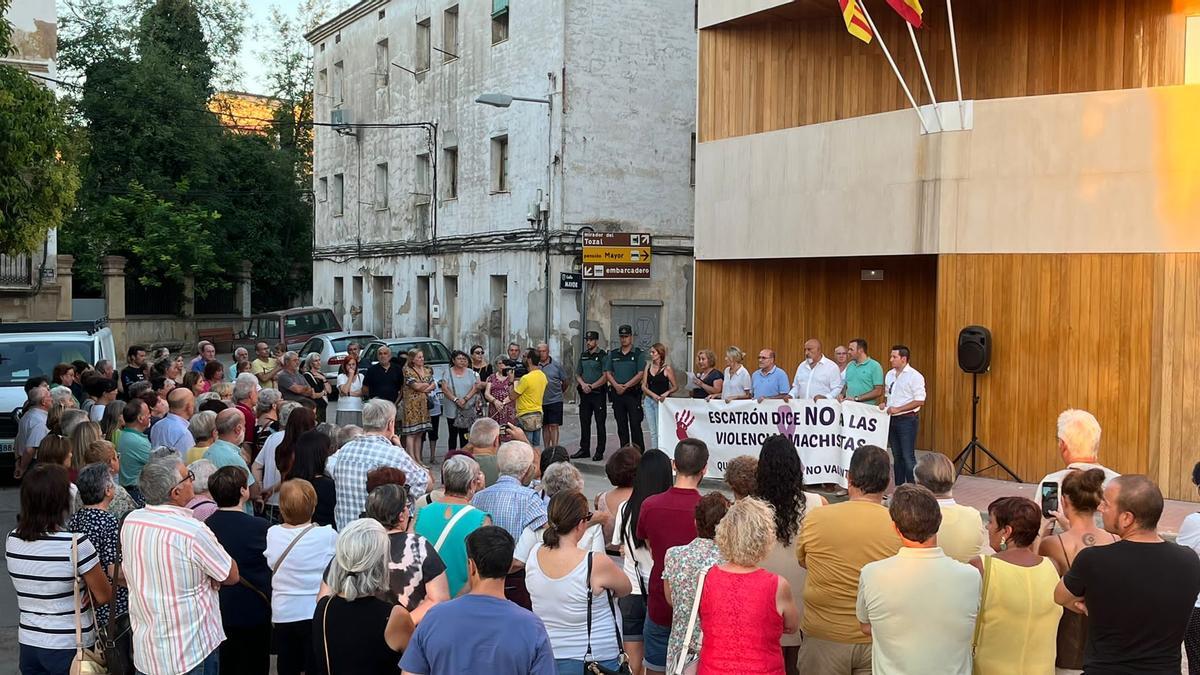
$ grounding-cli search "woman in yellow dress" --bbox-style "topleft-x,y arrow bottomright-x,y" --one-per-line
400,349 -> 436,465
970,496 -> 1062,674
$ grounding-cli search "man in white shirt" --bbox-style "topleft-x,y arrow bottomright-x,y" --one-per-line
1035,409 -> 1119,509
857,484 -> 979,675
13,384 -> 50,479
789,338 -> 843,400
880,344 -> 926,486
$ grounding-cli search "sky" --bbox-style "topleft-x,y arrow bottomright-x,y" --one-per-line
234,0 -> 353,95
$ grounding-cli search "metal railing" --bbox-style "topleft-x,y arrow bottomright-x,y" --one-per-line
0,253 -> 34,287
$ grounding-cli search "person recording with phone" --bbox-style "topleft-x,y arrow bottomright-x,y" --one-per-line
485,355 -> 517,429
1035,409 -> 1120,519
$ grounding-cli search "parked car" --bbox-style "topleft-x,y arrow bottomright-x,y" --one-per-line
361,338 -> 453,386
0,319 -> 116,475
298,331 -> 379,379
236,306 -> 342,352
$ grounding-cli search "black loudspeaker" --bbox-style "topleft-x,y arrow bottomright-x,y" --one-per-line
957,325 -> 991,374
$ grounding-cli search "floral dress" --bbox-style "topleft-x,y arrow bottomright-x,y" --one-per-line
401,366 -> 433,435
662,537 -> 723,669
67,507 -> 128,625
486,373 -> 516,427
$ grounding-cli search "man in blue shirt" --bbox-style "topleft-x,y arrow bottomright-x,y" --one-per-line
752,348 -> 792,402
204,408 -> 259,512
400,526 -> 555,675
150,387 -> 196,453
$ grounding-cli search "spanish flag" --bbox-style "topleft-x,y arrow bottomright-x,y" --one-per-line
839,0 -> 873,43
886,0 -> 923,28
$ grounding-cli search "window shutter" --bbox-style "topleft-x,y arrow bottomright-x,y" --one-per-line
492,0 -> 508,18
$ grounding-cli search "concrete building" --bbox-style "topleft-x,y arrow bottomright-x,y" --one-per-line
0,0 -> 70,322
694,0 -> 1200,499
305,0 -> 697,376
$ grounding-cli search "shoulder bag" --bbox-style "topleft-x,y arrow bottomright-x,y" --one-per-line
70,534 -> 108,675
584,552 -> 633,675
671,566 -> 709,675
95,561 -> 134,675
619,520 -> 648,596
273,523 -> 317,574
434,504 -> 477,552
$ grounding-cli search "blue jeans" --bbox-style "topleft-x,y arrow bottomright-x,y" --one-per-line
644,396 -> 661,450
889,414 -> 919,485
643,616 -> 671,671
555,658 -> 621,674
138,649 -> 218,675
19,644 -> 75,675
526,428 -> 542,448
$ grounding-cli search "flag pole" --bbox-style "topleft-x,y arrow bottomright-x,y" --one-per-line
945,0 -> 966,123
860,3 -> 929,134
906,23 -> 944,131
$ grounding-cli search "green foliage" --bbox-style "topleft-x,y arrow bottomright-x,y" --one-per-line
0,0 -> 82,255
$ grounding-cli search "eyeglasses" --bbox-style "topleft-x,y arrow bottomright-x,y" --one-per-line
758,355 -> 770,360
173,470 -> 195,490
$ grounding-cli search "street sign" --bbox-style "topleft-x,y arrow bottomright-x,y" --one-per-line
582,232 -> 652,280
559,272 -> 582,291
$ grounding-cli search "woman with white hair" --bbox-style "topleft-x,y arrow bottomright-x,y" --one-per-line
186,458 -> 219,521
186,410 -> 219,464
513,462 -> 605,566
413,455 -> 492,597
254,388 -> 283,457
314,519 -> 415,673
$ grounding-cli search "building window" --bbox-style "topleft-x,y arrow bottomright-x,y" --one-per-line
318,68 -> 328,95
378,9 -> 385,19
375,39 -> 389,88
415,153 -> 431,205
443,5 -> 459,62
333,173 -> 344,216
320,42 -> 325,52
491,135 -> 509,193
375,163 -> 389,209
335,33 -> 341,44
1187,16 -> 1200,85
443,147 -> 458,199
689,132 -> 697,186
318,176 -> 328,202
492,6 -> 509,45
333,61 -> 344,104
416,18 -> 431,72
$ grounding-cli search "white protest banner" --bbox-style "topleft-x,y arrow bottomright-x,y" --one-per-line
657,398 -> 891,486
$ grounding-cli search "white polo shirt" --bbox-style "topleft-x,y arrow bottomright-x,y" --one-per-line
885,365 -> 926,412
721,365 -> 752,401
789,356 -> 843,400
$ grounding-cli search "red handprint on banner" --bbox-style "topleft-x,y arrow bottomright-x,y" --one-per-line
675,409 -> 695,441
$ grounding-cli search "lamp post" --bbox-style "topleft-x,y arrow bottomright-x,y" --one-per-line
475,91 -> 554,345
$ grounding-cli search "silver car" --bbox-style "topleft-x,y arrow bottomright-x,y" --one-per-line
298,331 -> 379,378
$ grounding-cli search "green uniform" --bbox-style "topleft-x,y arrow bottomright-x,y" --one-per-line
604,347 -> 645,384
844,357 -> 885,404
578,348 -> 608,385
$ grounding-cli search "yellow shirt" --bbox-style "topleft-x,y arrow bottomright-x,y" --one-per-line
796,500 -> 901,643
938,501 -> 989,563
186,445 -> 208,465
514,369 -> 548,417
973,556 -> 1062,674
250,358 -> 277,389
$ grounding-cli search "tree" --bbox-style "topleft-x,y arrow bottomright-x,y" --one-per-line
0,0 -> 82,254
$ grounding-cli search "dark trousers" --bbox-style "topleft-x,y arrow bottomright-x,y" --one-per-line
446,416 -> 468,451
505,568 -> 532,610
220,622 -> 271,675
19,644 -> 75,675
889,413 -> 919,486
611,389 -> 645,452
579,388 -> 608,453
274,619 -> 313,675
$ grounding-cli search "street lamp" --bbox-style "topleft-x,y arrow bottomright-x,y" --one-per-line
476,91 -> 555,344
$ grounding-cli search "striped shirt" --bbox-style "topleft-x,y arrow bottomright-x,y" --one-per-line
332,433 -> 430,530
121,504 -> 233,675
5,530 -> 99,649
471,476 -> 548,540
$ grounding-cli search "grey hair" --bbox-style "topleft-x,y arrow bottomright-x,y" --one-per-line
255,388 -> 281,415
362,399 -> 396,432
325,518 -> 390,602
541,462 -> 583,499
497,441 -> 535,478
283,351 -> 299,365
59,409 -> 88,437
233,347 -> 248,358
365,484 -> 409,530
150,446 -> 179,461
442,455 -> 480,495
50,385 -> 77,408
233,375 -> 255,402
76,462 -> 113,506
128,381 -> 152,398
189,458 -> 217,494
1057,409 -> 1102,460
303,352 -> 322,370
278,401 -> 302,426
215,408 -> 244,437
188,410 -> 218,442
195,392 -> 224,409
468,417 -> 500,448
212,383 -> 233,400
28,385 -> 49,406
95,359 -> 112,374
139,454 -> 185,505
336,425 -> 363,449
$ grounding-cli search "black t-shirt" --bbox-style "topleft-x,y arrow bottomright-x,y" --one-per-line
312,595 -> 400,675
312,475 -> 337,528
1063,539 -> 1200,674
691,369 -> 724,398
363,363 -> 404,403
120,365 -> 145,397
205,510 -> 272,628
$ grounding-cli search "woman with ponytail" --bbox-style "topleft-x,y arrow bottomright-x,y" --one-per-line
525,490 -> 632,674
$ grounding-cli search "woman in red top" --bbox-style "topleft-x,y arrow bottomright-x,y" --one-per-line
696,497 -> 799,675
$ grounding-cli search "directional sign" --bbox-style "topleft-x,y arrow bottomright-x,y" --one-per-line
582,232 -> 652,280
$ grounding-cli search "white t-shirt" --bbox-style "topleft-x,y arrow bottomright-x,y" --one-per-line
1034,462 -> 1120,508
253,430 -> 285,506
610,500 -> 653,594
336,373 -> 365,412
1177,513 -> 1200,608
89,404 -> 106,423
514,523 -> 605,564
264,524 -> 338,622
721,366 -> 752,401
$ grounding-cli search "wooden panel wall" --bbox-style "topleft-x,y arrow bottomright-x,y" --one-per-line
699,0 -> 1189,141
693,256 -> 938,448
1148,254 -> 1200,501
931,254 -> 1157,489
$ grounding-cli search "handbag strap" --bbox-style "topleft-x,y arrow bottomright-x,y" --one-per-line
106,561 -> 122,634
434,505 -> 476,552
239,578 -> 271,606
585,551 -> 595,659
605,588 -> 627,660
674,566 -> 709,675
620,515 -> 648,596
322,597 -> 332,675
273,523 -> 317,574
72,534 -> 84,654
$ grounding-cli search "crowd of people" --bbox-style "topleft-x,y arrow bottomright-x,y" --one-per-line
7,338 -> 1200,675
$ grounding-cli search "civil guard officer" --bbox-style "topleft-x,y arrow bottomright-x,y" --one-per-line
604,325 -> 646,451
572,331 -> 609,461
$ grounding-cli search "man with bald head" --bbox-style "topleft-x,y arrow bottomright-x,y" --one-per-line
150,387 -> 196,453
204,407 -> 259,510
1055,475 -> 1200,674
790,338 -> 843,401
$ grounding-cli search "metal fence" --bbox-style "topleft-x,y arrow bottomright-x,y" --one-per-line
0,253 -> 33,287
126,275 -> 183,315
194,282 -> 239,315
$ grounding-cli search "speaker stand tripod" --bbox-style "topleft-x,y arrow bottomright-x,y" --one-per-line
953,373 -> 1021,481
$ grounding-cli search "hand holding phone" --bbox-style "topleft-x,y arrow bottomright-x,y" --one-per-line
1040,481 -> 1060,519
